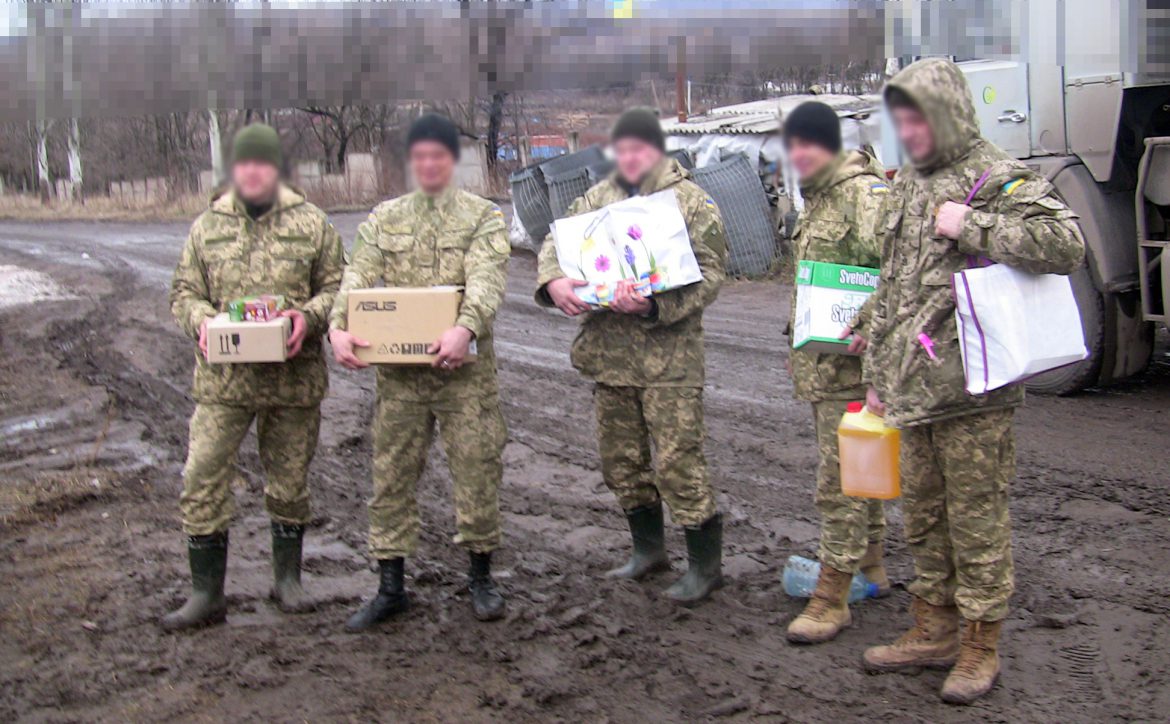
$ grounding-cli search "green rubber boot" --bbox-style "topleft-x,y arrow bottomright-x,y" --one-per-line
606,502 -> 670,580
271,523 -> 314,613
161,532 -> 228,632
664,513 -> 724,605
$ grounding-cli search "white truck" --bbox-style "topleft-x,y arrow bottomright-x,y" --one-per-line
880,0 -> 1170,393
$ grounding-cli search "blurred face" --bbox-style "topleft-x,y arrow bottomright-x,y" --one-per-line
231,160 -> 279,205
411,140 -> 456,194
613,138 -> 664,186
891,105 -> 935,164
787,138 -> 836,181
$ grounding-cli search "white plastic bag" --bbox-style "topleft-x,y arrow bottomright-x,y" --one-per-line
953,264 -> 1088,395
551,190 -> 701,306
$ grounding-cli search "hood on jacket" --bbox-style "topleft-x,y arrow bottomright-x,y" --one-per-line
885,58 -> 980,173
209,183 -> 306,218
801,148 -> 885,196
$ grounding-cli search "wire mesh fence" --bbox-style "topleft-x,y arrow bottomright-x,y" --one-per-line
510,165 -> 553,248
690,154 -> 779,277
546,166 -> 593,219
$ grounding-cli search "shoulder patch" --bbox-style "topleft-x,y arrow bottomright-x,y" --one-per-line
1002,178 -> 1026,196
704,196 -> 717,209
869,182 -> 889,194
490,204 -> 505,219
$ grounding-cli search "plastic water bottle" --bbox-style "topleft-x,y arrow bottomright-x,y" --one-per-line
782,555 -> 879,604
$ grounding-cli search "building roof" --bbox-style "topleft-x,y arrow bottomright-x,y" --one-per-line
660,93 -> 881,136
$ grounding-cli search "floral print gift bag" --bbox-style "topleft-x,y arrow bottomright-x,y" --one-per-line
551,190 -> 702,307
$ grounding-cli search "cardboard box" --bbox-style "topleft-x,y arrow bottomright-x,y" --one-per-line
347,286 -> 477,365
792,260 -> 880,355
206,313 -> 291,363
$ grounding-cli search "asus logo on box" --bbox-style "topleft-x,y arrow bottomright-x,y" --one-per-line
356,300 -> 397,312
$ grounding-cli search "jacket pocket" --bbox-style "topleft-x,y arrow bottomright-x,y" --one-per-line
436,229 -> 473,285
375,229 -> 414,281
271,236 -> 315,300
201,236 -> 246,295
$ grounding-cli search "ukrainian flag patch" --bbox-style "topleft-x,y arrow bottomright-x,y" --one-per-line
704,197 -> 716,209
870,182 -> 889,194
1002,178 -> 1025,196
490,204 -> 504,218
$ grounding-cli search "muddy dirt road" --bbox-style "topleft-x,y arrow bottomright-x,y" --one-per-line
1,216 -> 1168,723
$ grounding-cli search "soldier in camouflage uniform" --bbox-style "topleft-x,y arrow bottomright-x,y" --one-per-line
165,123 -> 345,630
778,102 -> 891,645
847,59 -> 1085,703
329,114 -> 511,629
536,108 -> 729,604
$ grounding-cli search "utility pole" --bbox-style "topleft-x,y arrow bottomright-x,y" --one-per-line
36,120 -> 51,204
208,109 -> 224,186
675,37 -> 687,123
67,119 -> 83,202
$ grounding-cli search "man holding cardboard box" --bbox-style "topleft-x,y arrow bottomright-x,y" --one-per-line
846,59 -> 1084,704
329,113 -> 511,629
165,123 -> 345,630
780,101 -> 891,645
535,108 -> 729,605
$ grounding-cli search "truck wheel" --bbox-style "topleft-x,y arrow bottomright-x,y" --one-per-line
1026,266 -> 1104,395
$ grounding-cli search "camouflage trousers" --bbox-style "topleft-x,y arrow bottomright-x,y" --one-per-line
812,400 -> 886,573
901,407 -> 1016,622
368,393 -> 506,559
180,403 -> 320,535
595,384 -> 716,528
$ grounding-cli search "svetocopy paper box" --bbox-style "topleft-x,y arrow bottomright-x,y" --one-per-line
792,260 -> 880,355
347,287 -> 477,365
206,313 -> 291,363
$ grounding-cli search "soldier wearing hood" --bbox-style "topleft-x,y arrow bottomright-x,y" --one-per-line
166,123 -> 346,630
535,108 -> 729,604
779,101 -> 891,646
846,59 -> 1084,704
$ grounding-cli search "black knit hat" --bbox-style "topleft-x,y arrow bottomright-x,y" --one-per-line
782,101 -> 842,153
408,113 -> 460,160
611,107 -> 666,152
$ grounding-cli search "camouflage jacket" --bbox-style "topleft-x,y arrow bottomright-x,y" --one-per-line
861,58 -> 1085,427
170,184 -> 345,407
535,158 -> 729,388
788,150 -> 887,402
330,186 -> 510,401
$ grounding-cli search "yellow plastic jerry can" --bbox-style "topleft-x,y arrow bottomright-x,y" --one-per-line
838,402 -> 901,500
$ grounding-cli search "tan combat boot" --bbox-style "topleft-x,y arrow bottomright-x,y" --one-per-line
858,542 -> 891,597
940,620 -> 1003,705
863,597 -> 960,673
786,565 -> 853,644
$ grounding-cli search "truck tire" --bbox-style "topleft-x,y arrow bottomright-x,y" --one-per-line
1026,266 -> 1104,395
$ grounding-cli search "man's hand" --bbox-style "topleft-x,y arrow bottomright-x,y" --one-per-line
838,325 -> 868,354
866,386 -> 886,417
429,325 -> 473,371
198,317 -> 212,360
935,201 -> 971,240
329,329 -> 370,370
611,279 -> 652,316
280,309 -> 308,359
547,277 -> 592,317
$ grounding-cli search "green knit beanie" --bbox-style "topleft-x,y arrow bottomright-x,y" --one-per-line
232,123 -> 282,167
611,107 -> 666,151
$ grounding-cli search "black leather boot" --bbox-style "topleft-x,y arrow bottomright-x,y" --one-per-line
161,532 -> 228,631
468,551 -> 506,622
345,558 -> 409,632
270,523 -> 314,613
664,513 -> 724,605
606,502 -> 670,580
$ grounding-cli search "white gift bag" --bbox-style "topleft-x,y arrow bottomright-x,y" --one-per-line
551,190 -> 701,306
953,263 -> 1088,395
